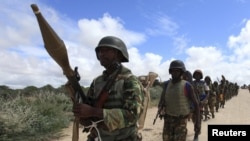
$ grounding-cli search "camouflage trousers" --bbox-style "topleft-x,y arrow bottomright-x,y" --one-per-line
208,96 -> 216,116
215,96 -> 220,112
162,114 -> 188,141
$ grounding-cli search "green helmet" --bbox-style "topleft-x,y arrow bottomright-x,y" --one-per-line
95,36 -> 129,62
169,60 -> 186,73
183,70 -> 193,82
204,76 -> 211,82
213,81 -> 218,87
193,69 -> 203,79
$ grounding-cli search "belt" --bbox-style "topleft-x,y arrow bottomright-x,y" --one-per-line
164,114 -> 188,119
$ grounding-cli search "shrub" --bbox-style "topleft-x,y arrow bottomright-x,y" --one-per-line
0,91 -> 72,141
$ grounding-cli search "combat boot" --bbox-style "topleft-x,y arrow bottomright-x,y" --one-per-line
203,115 -> 208,121
212,113 -> 215,118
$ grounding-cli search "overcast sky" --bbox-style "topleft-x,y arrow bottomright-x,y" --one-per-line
1,0 -> 250,89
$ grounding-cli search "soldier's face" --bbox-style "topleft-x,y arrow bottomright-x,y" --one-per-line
170,69 -> 182,80
97,47 -> 118,67
194,73 -> 201,80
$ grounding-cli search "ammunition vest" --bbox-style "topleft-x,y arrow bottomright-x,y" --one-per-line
192,80 -> 206,101
164,80 -> 191,116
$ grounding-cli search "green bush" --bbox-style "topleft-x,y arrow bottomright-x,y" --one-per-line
149,86 -> 162,107
0,91 -> 72,141
0,84 -> 162,141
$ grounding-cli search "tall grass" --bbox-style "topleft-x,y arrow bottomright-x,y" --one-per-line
0,90 -> 72,141
0,85 -> 162,141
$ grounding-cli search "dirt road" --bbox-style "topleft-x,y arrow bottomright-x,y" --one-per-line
52,89 -> 250,141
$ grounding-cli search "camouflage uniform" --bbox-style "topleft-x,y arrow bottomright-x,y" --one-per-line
213,81 -> 220,112
159,60 -> 201,141
192,70 -> 209,122
86,65 -> 144,141
163,114 -> 188,141
182,70 -> 194,121
79,36 -> 144,141
218,80 -> 225,108
192,80 -> 209,120
205,76 -> 216,119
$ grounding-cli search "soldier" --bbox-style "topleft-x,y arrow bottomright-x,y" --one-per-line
182,70 -> 195,122
192,69 -> 210,121
158,60 -> 201,141
182,70 -> 193,83
72,36 -> 144,141
213,81 -> 220,112
204,76 -> 216,119
218,79 -> 226,108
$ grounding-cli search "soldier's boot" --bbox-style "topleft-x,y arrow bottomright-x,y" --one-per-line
212,113 -> 215,118
220,103 -> 222,108
200,111 -> 203,120
203,115 -> 208,121
137,132 -> 142,141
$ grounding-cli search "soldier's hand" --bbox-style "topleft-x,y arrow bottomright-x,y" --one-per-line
73,103 -> 94,118
79,118 -> 92,127
159,114 -> 164,120
200,100 -> 208,105
73,103 -> 103,118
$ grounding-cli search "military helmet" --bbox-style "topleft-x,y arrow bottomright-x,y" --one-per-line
95,36 -> 129,62
169,60 -> 186,73
193,69 -> 203,79
183,70 -> 193,82
213,81 -> 218,86
204,76 -> 211,82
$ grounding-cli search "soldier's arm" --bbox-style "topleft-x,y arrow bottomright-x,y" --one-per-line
103,75 -> 144,131
186,83 -> 201,133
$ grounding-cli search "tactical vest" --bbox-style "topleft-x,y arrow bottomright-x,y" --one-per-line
208,83 -> 216,96
192,80 -> 206,101
164,80 -> 191,116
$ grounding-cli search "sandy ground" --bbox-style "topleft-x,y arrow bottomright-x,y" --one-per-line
52,89 -> 250,141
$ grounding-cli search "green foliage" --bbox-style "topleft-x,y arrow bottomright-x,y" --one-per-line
0,84 -> 162,141
149,85 -> 163,107
0,90 -> 72,141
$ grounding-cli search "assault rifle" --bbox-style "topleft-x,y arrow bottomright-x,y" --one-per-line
153,105 -> 163,125
30,4 -> 90,141
153,81 -> 168,125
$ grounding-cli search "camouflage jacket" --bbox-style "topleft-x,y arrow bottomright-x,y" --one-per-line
87,65 -> 144,139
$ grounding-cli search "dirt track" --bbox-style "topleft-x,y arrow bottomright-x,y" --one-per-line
52,89 -> 250,141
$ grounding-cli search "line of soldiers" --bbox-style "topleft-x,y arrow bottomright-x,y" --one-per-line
150,60 -> 242,141
183,69 -> 240,122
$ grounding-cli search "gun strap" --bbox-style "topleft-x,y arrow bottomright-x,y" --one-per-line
95,65 -> 122,108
